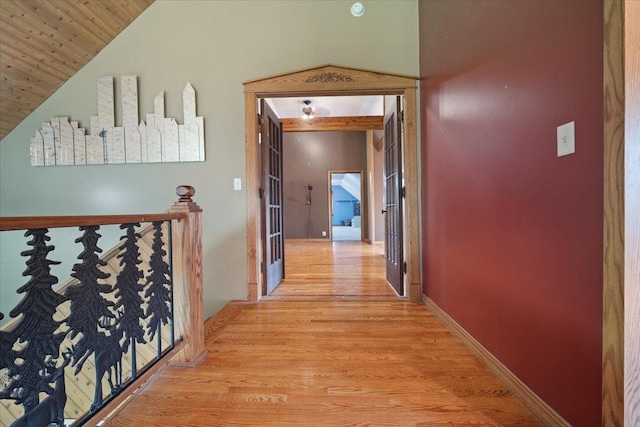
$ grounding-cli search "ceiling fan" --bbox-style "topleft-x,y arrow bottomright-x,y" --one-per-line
301,100 -> 330,119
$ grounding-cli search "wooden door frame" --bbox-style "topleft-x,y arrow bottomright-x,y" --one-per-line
244,65 -> 419,302
602,1 -> 638,424
328,170 -> 364,242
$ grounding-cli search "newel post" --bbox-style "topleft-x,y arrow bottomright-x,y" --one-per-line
167,185 -> 206,365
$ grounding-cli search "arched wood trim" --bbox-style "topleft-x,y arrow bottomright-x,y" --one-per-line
244,65 -> 420,302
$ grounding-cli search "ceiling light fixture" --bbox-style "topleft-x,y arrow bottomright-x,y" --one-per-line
302,100 -> 314,120
351,2 -> 365,17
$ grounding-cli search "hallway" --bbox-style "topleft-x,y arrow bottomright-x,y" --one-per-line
270,240 -> 397,298
105,241 -> 540,426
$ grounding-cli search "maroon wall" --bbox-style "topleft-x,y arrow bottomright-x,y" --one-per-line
283,131 -> 367,239
419,1 -> 603,425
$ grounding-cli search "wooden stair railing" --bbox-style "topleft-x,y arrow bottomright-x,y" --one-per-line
0,186 -> 205,427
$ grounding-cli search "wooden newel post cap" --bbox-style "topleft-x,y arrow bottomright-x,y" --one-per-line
176,185 -> 195,202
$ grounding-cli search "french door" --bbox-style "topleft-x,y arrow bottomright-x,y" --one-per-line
260,100 -> 284,294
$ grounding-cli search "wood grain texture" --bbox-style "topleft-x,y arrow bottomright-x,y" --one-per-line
244,64 -> 417,95
403,88 -> 421,303
0,212 -> 184,231
105,297 -> 539,426
625,1 -> 640,425
423,295 -> 569,426
268,240 -> 397,298
167,199 -> 206,365
603,1 -> 626,425
245,92 -> 260,302
366,131 -> 377,243
0,0 -> 154,139
281,116 -> 383,132
203,301 -> 254,347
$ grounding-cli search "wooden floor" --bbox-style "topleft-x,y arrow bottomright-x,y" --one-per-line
105,240 -> 540,426
270,240 -> 397,298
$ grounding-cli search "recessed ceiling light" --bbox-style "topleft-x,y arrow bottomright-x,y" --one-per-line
351,2 -> 365,17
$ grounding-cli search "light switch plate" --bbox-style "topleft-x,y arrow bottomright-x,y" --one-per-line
557,121 -> 575,157
234,178 -> 242,191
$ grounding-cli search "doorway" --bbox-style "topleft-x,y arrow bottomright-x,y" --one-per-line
243,65 -> 420,302
329,171 -> 363,242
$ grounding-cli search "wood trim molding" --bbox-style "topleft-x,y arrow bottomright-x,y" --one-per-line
403,88 -> 421,303
422,295 -> 570,426
245,92 -> 260,302
625,0 -> 640,423
244,65 -> 420,302
602,0 -> 625,425
204,301 -> 253,347
281,116 -> 383,132
244,65 -> 416,97
244,64 -> 418,87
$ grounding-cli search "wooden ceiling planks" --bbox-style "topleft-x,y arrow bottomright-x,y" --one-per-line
0,0 -> 155,140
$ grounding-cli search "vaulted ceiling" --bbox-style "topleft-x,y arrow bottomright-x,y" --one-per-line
0,0 -> 154,140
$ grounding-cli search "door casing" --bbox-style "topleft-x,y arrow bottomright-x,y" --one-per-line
244,65 -> 420,302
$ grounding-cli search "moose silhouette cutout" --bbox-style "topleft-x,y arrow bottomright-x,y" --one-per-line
10,350 -> 72,427
91,318 -> 124,412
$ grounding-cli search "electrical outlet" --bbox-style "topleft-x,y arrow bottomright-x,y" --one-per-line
321,231 -> 327,237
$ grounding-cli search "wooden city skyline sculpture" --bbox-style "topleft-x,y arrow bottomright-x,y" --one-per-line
30,76 -> 205,166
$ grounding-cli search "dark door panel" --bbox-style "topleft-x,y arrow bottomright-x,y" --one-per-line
383,96 -> 403,295
260,100 -> 284,294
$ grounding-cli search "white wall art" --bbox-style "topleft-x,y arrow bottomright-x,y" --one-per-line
29,76 -> 205,166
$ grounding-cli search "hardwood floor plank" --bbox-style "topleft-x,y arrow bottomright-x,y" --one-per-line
105,241 -> 539,426
270,240 -> 396,297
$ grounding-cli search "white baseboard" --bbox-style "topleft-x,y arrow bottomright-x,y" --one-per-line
422,294 -> 570,427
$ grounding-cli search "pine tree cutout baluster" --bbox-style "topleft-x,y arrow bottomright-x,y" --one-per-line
0,312 -> 14,371
113,223 -> 147,380
63,225 -> 120,410
3,228 -> 67,412
144,221 -> 173,358
0,312 -> 16,401
65,225 -> 114,371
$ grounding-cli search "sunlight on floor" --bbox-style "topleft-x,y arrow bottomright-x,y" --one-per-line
332,225 -> 361,241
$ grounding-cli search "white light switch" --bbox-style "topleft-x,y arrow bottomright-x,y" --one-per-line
234,178 -> 242,191
557,121 -> 575,157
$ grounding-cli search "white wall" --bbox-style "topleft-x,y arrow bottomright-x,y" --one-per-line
0,0 -> 419,318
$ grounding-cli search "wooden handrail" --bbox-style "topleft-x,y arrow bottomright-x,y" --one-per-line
0,213 -> 187,232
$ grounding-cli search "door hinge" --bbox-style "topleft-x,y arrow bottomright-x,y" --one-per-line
398,110 -> 404,123
400,186 -> 406,199
258,113 -> 264,132
260,262 -> 265,273
259,187 -> 265,199
402,261 -> 407,275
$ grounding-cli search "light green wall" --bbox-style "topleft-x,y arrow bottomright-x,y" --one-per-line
0,0 -> 419,318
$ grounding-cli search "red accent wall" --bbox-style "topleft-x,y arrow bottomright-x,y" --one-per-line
418,1 -> 603,425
